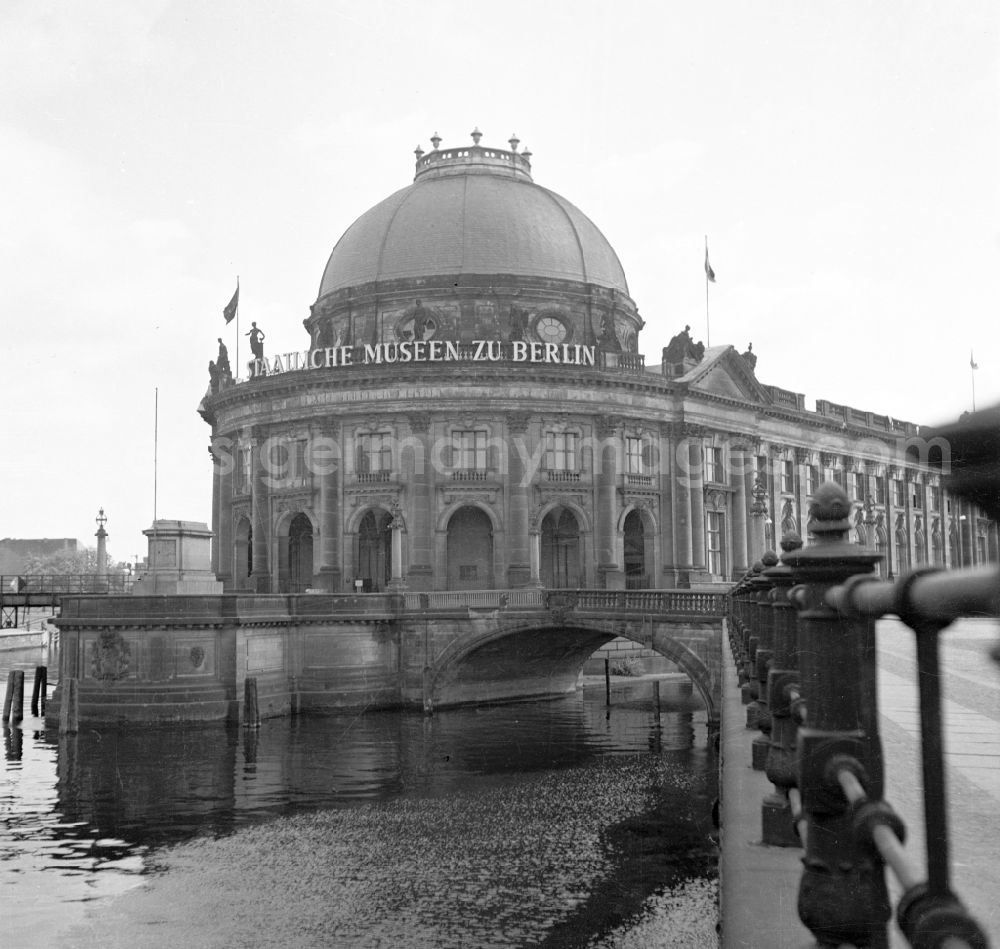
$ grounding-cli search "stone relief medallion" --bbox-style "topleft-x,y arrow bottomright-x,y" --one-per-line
89,631 -> 131,682
189,646 -> 206,671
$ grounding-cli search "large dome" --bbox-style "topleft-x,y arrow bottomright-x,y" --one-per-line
317,141 -> 629,300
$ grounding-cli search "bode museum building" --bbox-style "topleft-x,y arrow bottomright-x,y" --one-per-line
200,132 -> 998,595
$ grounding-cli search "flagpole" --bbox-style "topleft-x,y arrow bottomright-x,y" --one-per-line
152,387 -> 158,594
704,235 -> 711,347
235,276 -> 240,380
971,355 -> 977,412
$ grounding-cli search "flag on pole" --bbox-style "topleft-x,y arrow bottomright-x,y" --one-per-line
223,283 -> 239,324
970,350 -> 979,370
704,245 -> 716,283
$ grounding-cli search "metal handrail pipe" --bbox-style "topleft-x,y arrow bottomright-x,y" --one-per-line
826,565 -> 1000,624
788,787 -> 808,847
836,769 -> 921,892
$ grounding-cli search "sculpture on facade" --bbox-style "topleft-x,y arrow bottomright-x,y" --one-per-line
508,304 -> 527,342
742,342 -> 757,371
662,324 -> 706,370
412,299 -> 432,340
599,311 -> 622,351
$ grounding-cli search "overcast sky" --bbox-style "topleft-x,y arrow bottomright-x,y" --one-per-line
2,1 -> 998,563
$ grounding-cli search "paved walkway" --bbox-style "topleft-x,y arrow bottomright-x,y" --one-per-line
719,617 -> 1000,949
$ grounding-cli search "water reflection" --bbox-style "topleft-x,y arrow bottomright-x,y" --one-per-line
2,672 -> 715,946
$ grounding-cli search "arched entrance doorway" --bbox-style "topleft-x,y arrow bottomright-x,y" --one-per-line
234,517 -> 252,591
623,509 -> 650,589
447,506 -> 494,589
287,513 -> 314,592
541,507 -> 581,588
358,509 -> 392,592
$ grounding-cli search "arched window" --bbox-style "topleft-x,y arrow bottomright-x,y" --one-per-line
358,509 -> 392,592
287,513 -> 313,593
541,507 -> 581,588
446,507 -> 494,589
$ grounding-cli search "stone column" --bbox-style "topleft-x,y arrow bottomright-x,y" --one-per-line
388,503 -> 406,592
250,426 -> 270,592
406,413 -> 434,591
506,412 -> 532,587
673,426 -> 693,588
795,447 -> 811,544
210,445 -> 221,577
529,529 -> 541,585
218,445 -> 234,587
315,422 -> 341,592
749,458 -> 769,565
657,423 -> 676,586
730,441 -> 750,577
95,510 -> 108,579
688,430 -> 706,573
596,416 -> 623,589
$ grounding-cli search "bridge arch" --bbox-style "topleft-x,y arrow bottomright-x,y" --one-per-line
426,619 -> 718,722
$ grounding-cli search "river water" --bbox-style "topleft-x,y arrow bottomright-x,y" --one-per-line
1,648 -> 718,948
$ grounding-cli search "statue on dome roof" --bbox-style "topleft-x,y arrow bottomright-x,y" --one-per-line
246,322 -> 266,360
216,338 -> 231,380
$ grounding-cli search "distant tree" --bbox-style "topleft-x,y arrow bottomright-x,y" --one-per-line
22,546 -> 116,576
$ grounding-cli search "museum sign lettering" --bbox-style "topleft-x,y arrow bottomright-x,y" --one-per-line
251,340 -> 597,376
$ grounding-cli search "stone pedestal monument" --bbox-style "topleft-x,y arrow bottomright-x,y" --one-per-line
131,520 -> 223,595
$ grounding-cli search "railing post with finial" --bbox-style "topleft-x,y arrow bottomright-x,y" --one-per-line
751,550 -> 779,769
742,561 -> 763,712
762,532 -> 804,846
782,482 -> 888,947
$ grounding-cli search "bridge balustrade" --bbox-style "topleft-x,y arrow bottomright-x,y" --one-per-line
727,473 -> 997,948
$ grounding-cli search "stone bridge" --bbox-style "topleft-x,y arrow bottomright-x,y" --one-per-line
47,589 -> 726,726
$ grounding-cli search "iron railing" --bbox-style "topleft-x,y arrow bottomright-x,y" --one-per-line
728,466 -> 997,947
1,574 -> 135,598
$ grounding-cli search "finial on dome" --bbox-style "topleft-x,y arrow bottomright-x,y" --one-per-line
508,133 -> 520,152
470,127 -> 482,145
521,147 -> 532,161
414,145 -> 424,160
430,132 -> 442,150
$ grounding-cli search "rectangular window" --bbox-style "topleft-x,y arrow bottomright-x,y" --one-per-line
852,472 -> 866,501
806,465 -> 819,495
755,455 -> 768,490
459,565 -> 478,581
545,432 -> 578,471
929,487 -> 940,512
781,460 -> 794,493
289,439 -> 308,484
893,480 -> 905,507
823,467 -> 837,488
707,511 -> 725,576
875,477 -> 886,505
627,437 -> 644,474
237,446 -> 252,493
705,445 -> 724,483
453,430 -> 487,470
358,433 -> 392,473
912,488 -> 923,510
